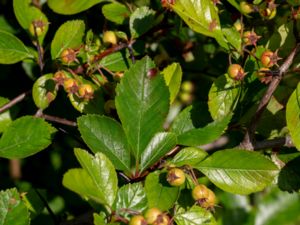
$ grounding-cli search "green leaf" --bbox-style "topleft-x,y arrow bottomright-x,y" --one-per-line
0,188 -> 30,225
129,6 -> 156,38
286,83 -> 300,150
0,30 -> 33,64
62,168 -> 107,204
32,74 -> 57,110
287,0 -> 300,6
171,147 -> 208,167
171,0 -> 227,49
145,171 -> 180,211
48,0 -> 103,15
115,183 -> 147,219
102,2 -> 130,24
278,156 -> 300,192
51,20 -> 85,60
0,97 -> 12,133
0,16 -> 16,33
0,116 -> 56,159
222,27 -> 242,52
115,57 -> 169,160
195,149 -> 279,195
227,0 -> 240,11
77,115 -> 131,172
93,212 -> 106,225
177,114 -> 231,146
74,149 -> 118,207
208,74 -> 240,120
162,63 -> 183,104
174,205 -> 216,225
140,132 -> 177,172
99,52 -> 132,72
13,0 -> 49,43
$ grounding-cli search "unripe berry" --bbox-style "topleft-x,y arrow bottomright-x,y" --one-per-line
200,188 -> 216,209
63,78 -> 78,93
103,31 -> 117,45
78,84 -> 94,100
243,30 -> 261,46
129,215 -> 147,225
181,81 -> 194,93
145,208 -> 162,224
61,48 -> 77,64
155,214 -> 170,225
53,71 -> 67,86
29,20 -> 47,36
240,1 -> 254,14
167,168 -> 186,186
261,50 -> 280,68
227,64 -> 246,80
192,184 -> 210,201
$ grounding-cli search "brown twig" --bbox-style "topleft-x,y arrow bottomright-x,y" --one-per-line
38,113 -> 77,127
0,91 -> 31,114
240,43 -> 300,150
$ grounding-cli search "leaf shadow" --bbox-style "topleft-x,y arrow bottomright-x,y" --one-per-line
278,156 -> 300,192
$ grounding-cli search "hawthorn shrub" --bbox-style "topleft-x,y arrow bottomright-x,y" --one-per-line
0,0 -> 300,225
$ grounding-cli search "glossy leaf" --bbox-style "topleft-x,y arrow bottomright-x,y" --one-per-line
99,52 -> 131,72
13,0 -> 48,43
74,149 -> 118,207
62,168 -> 107,204
102,2 -> 130,24
0,188 -> 30,225
51,20 -> 85,59
0,116 -> 56,159
115,183 -> 147,218
171,147 -> 208,167
32,74 -> 57,110
129,6 -> 156,38
115,57 -> 169,160
145,171 -> 180,211
195,149 -> 279,194
162,63 -> 183,104
77,115 -> 131,172
48,0 -> 102,15
171,0 -> 227,49
0,30 -> 33,64
222,27 -> 242,52
0,16 -> 16,33
286,83 -> 300,150
140,132 -> 177,172
208,74 -> 240,120
174,206 -> 216,225
0,97 -> 12,133
177,114 -> 231,146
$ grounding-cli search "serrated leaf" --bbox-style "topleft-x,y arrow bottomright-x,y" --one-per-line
74,149 -> 118,207
286,83 -> 300,150
0,116 -> 56,159
174,205 -> 216,225
0,188 -> 30,225
195,149 -> 279,195
32,74 -> 57,110
51,20 -> 85,60
140,132 -> 176,172
48,0 -> 103,15
222,27 -> 241,52
115,183 -> 147,219
162,63 -> 182,104
0,97 -> 12,133
171,147 -> 208,167
115,57 -> 169,160
145,171 -> 180,211
129,6 -> 156,38
102,2 -> 130,24
13,0 -> 48,43
0,31 -> 33,64
208,74 -> 240,120
99,52 -> 131,72
77,115 -> 131,172
62,168 -> 107,204
177,114 -> 231,146
171,0 -> 227,49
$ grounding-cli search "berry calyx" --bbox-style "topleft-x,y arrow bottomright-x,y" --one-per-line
261,50 -> 281,68
227,64 -> 246,80
155,214 -> 170,225
145,208 -> 162,224
29,20 -> 47,36
61,48 -> 77,64
63,78 -> 78,94
78,84 -> 94,100
103,31 -> 118,45
200,188 -> 216,210
53,71 -> 67,86
243,30 -> 261,46
257,68 -> 273,84
129,215 -> 147,225
167,168 -> 186,186
240,1 -> 254,14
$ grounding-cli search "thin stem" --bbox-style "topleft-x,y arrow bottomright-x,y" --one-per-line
0,91 -> 31,114
39,113 -> 77,127
32,22 -> 44,72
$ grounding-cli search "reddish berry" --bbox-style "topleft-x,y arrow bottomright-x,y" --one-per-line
53,71 -> 67,86
227,64 -> 246,80
261,50 -> 281,68
61,48 -> 77,64
243,30 -> 261,46
63,78 -> 78,93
